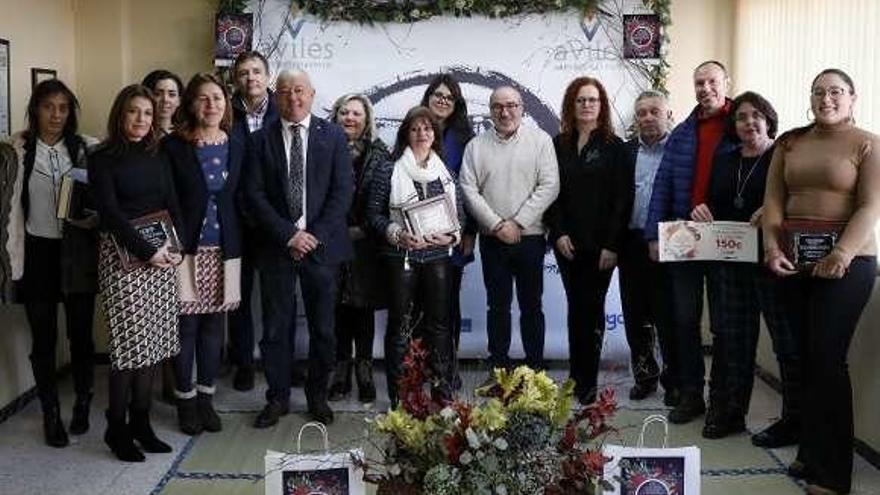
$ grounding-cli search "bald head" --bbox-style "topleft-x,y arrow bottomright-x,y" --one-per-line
489,86 -> 523,137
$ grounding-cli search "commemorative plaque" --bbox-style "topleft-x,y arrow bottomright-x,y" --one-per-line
113,210 -> 181,271
781,220 -> 847,270
400,194 -> 459,238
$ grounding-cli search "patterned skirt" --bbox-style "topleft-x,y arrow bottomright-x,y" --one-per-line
98,235 -> 180,371
180,246 -> 240,315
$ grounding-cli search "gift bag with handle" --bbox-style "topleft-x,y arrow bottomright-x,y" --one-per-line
603,414 -> 701,494
264,422 -> 366,495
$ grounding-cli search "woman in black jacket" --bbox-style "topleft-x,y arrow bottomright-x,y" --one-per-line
545,76 -> 630,405
163,73 -> 243,435
7,79 -> 98,448
326,93 -> 389,403
366,106 -> 465,406
90,84 -> 183,461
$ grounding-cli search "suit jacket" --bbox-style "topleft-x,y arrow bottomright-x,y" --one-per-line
244,115 -> 353,265
162,133 -> 245,260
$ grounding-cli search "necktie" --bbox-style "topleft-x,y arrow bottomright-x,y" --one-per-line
288,123 -> 304,222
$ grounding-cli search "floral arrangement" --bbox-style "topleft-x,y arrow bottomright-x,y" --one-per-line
360,339 -> 617,495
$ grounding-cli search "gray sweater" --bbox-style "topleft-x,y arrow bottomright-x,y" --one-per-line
460,125 -> 559,236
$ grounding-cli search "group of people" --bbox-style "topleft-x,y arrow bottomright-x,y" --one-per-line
0,51 -> 876,495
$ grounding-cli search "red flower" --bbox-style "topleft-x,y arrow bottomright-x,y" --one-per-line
444,433 -> 464,464
581,449 -> 610,476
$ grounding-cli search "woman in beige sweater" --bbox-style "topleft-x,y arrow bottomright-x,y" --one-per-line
763,68 -> 880,495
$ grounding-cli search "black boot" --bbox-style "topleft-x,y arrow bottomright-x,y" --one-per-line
176,396 -> 203,435
328,360 -> 353,401
69,393 -> 92,435
104,411 -> 145,462
668,392 -> 705,424
129,408 -> 172,453
42,401 -> 69,448
196,392 -> 222,432
354,359 -> 376,403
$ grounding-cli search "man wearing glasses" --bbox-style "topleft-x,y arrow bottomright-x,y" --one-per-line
460,86 -> 559,377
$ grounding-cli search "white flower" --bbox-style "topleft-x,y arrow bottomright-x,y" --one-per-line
496,485 -> 508,495
476,450 -> 485,460
460,451 -> 473,465
440,406 -> 456,420
493,437 -> 509,451
390,463 -> 402,476
411,8 -> 421,17
465,427 -> 481,449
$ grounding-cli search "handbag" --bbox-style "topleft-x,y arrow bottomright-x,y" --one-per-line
264,421 -> 367,495
602,414 -> 701,494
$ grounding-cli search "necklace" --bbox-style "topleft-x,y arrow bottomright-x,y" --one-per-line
734,148 -> 768,209
195,130 -> 227,147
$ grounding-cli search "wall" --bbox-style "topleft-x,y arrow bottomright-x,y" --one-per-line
665,0 -> 737,121
74,0 -> 215,137
0,0 -> 78,410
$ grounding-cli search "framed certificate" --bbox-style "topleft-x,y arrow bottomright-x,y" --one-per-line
400,194 -> 459,238
658,220 -> 758,263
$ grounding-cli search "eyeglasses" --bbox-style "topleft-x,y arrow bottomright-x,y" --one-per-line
490,102 -> 522,114
430,92 -> 455,104
811,87 -> 849,99
575,96 -> 600,106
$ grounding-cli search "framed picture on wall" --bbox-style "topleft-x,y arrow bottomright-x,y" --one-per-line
31,68 -> 57,90
0,38 -> 10,138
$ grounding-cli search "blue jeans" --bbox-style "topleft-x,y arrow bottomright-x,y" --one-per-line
174,312 -> 224,392
479,235 -> 546,370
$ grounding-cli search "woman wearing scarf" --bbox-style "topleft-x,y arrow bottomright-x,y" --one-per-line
366,106 -> 465,406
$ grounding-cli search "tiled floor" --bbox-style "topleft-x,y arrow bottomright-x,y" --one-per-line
1,358 -> 878,495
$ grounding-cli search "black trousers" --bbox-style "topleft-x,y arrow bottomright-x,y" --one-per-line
712,262 -> 801,418
228,245 -> 256,367
556,249 -> 614,399
334,303 -> 375,361
787,256 -> 876,493
384,257 -> 453,404
22,235 -> 95,409
258,256 -> 338,405
617,229 -> 672,389
26,294 -> 96,408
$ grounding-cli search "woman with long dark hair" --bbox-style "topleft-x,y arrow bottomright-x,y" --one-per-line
544,76 -> 629,405
419,74 -> 475,388
326,93 -> 389,403
164,72 -> 244,435
6,79 -> 98,448
763,68 -> 880,495
90,84 -> 182,461
366,106 -> 465,406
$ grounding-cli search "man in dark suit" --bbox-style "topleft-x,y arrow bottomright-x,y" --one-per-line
617,90 -> 678,405
245,69 -> 353,426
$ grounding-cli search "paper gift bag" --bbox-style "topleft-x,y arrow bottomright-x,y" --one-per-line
265,422 -> 366,495
603,414 -> 701,494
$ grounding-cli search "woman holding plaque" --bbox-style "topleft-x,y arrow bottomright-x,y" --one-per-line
6,79 -> 98,448
326,94 -> 389,403
544,77 -> 629,405
164,72 -> 243,435
763,68 -> 880,495
692,92 -> 801,442
90,84 -> 183,462
420,74 -> 476,389
142,70 -> 183,137
366,106 -> 465,406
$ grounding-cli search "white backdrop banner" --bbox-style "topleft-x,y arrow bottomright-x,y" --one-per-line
249,1 -> 656,360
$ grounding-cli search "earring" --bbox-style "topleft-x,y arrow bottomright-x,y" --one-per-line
806,107 -> 815,122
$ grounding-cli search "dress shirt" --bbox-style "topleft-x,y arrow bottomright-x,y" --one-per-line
281,114 -> 310,229
629,134 -> 668,230
242,95 -> 270,133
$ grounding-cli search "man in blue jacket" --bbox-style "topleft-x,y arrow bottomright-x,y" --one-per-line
644,61 -> 737,425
